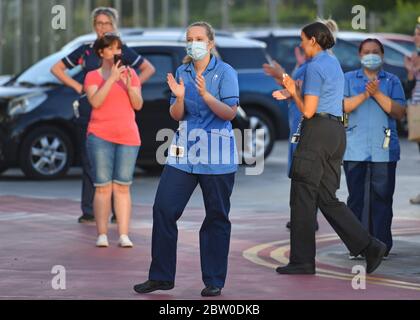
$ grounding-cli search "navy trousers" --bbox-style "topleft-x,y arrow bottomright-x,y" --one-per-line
343,161 -> 396,253
76,122 -> 95,216
149,165 -> 235,288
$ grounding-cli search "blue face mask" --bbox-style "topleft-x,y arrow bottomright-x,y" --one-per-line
361,54 -> 383,70
186,41 -> 209,61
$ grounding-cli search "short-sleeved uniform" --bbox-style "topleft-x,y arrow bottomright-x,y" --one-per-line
285,50 -> 371,267
148,56 -> 240,289
342,68 -> 406,253
166,55 -> 240,175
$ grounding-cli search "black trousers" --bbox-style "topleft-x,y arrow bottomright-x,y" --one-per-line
289,116 -> 371,264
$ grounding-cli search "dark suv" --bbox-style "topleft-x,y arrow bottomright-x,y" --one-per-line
0,29 -> 286,179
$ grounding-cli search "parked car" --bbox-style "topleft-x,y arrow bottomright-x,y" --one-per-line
236,29 -> 410,83
374,33 -> 415,53
0,29 -> 285,179
0,75 -> 13,86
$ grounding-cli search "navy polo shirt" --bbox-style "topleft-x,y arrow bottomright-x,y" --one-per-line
62,43 -> 144,80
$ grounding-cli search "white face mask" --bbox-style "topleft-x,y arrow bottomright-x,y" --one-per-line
186,41 -> 209,61
361,53 -> 383,71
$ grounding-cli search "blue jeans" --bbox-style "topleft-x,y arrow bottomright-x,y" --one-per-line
86,134 -> 140,186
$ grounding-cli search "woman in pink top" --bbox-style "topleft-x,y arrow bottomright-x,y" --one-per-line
84,33 -> 143,248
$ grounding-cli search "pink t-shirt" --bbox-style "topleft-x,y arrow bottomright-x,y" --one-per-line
84,68 -> 141,146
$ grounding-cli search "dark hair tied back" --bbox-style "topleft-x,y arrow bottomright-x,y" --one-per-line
302,22 -> 335,50
358,38 -> 385,54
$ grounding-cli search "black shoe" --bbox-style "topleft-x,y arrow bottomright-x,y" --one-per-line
133,280 -> 174,294
286,221 -> 319,231
276,263 -> 315,275
363,238 -> 387,274
201,286 -> 222,297
111,214 -> 117,224
78,214 -> 95,223
383,248 -> 391,260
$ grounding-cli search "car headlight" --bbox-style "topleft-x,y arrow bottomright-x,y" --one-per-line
8,92 -> 47,117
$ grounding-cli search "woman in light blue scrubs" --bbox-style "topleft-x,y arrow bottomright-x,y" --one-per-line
134,21 -> 240,297
343,38 -> 406,259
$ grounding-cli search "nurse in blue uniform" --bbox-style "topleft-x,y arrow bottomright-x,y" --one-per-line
266,19 -> 339,232
134,22 -> 240,297
343,38 -> 406,259
276,22 -> 387,275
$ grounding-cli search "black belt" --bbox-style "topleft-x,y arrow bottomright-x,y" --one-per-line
313,112 -> 342,122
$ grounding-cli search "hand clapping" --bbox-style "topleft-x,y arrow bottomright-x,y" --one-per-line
366,79 -> 380,97
167,73 -> 185,99
282,74 -> 297,97
195,73 -> 208,97
263,60 -> 286,85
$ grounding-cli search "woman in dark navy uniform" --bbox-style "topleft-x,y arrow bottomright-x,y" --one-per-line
276,22 -> 387,275
51,7 -> 155,223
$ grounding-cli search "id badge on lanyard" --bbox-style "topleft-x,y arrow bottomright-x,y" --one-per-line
169,129 -> 185,158
72,94 -> 87,119
383,128 -> 391,149
291,117 -> 304,144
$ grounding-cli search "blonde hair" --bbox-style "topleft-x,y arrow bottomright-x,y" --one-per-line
316,17 -> 339,42
183,21 -> 220,64
91,7 -> 119,32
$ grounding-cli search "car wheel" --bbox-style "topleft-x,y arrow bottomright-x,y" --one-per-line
240,108 -> 275,161
19,126 -> 74,179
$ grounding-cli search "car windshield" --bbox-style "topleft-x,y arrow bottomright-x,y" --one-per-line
14,51 -> 82,86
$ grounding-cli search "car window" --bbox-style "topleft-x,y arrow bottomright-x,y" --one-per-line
217,47 -> 269,69
390,41 -> 415,52
138,53 -> 174,84
383,45 -> 405,66
15,51 -> 81,86
272,37 -> 302,72
332,40 -> 360,69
